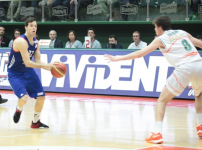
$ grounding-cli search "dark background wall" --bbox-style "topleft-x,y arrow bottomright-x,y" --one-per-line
2,22 -> 202,49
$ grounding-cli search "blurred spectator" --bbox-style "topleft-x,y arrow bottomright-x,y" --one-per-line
38,0 -> 53,21
20,1 -> 40,21
105,35 -> 123,49
4,1 -> 21,22
82,28 -> 102,48
9,29 -> 22,47
196,35 -> 202,41
97,0 -> 114,21
0,1 -> 9,21
0,26 -> 10,47
49,30 -> 63,48
63,0 -> 93,21
65,30 -> 82,48
128,31 -> 147,49
183,0 -> 202,20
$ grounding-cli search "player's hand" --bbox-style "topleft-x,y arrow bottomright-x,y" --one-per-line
104,54 -> 120,63
46,61 -> 60,71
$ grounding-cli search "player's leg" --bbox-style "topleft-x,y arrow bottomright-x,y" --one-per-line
13,95 -> 28,123
145,86 -> 175,144
146,66 -> 190,144
0,94 -> 8,104
195,91 -> 202,137
30,96 -> 49,128
25,70 -> 48,128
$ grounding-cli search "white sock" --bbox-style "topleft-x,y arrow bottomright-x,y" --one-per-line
197,113 -> 202,125
17,105 -> 23,111
33,112 -> 41,123
155,121 -> 163,133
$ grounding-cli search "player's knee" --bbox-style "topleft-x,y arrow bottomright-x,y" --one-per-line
20,95 -> 28,105
37,96 -> 45,102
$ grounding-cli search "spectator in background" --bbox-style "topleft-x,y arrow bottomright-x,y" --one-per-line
0,1 -> 9,21
38,0 -> 53,21
128,31 -> 147,49
0,26 -> 10,47
196,35 -> 202,41
9,29 -> 22,47
105,35 -> 123,49
35,32 -> 39,40
49,30 -> 63,48
83,28 -> 102,48
5,1 -> 21,22
97,0 -> 114,21
65,30 -> 82,48
183,0 -> 202,20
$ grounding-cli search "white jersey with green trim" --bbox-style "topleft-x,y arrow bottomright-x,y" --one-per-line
158,29 -> 202,67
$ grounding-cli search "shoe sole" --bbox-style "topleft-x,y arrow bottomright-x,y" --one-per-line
147,139 -> 163,144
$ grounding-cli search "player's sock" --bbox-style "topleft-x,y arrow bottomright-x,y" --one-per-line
197,113 -> 202,125
33,112 -> 41,123
17,105 -> 23,111
155,121 -> 163,133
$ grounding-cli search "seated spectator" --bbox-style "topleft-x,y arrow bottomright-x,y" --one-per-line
4,1 -> 21,21
82,28 -> 102,48
65,30 -> 82,48
105,35 -> 123,49
128,31 -> 147,49
9,29 -> 22,47
0,26 -> 10,47
0,1 -> 9,21
49,30 -> 63,48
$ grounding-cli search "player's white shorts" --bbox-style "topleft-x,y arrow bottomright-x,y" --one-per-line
166,61 -> 202,96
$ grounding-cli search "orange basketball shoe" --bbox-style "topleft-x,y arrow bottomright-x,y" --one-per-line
197,124 -> 202,137
145,132 -> 163,144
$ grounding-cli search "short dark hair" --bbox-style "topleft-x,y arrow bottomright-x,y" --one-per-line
87,27 -> 95,34
0,26 -> 5,30
132,31 -> 142,39
153,15 -> 171,30
109,35 -> 117,41
25,17 -> 36,27
12,28 -> 22,40
67,30 -> 77,41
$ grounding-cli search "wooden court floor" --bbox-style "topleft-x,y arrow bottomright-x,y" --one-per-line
0,90 -> 202,150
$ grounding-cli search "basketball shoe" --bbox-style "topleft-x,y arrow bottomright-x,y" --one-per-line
197,124 -> 202,137
31,120 -> 49,128
13,108 -> 22,123
145,132 -> 163,144
0,95 -> 8,104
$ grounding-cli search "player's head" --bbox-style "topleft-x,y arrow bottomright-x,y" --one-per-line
24,17 -> 37,37
153,16 -> 171,36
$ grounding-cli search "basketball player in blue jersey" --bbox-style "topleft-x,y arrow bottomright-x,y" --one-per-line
7,17 -> 58,128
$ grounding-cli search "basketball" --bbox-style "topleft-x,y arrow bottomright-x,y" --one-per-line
51,63 -> 67,78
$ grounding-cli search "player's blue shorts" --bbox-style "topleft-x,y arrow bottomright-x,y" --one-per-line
8,68 -> 45,99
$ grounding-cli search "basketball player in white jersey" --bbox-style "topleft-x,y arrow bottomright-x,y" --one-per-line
105,15 -> 202,144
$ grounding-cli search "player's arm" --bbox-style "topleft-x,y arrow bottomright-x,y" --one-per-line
34,44 -> 53,71
186,32 -> 202,49
105,38 -> 162,62
14,38 -> 52,70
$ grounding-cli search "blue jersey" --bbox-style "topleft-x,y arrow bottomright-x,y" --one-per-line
7,34 -> 38,73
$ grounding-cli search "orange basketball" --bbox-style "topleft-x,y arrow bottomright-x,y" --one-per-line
51,63 -> 67,78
